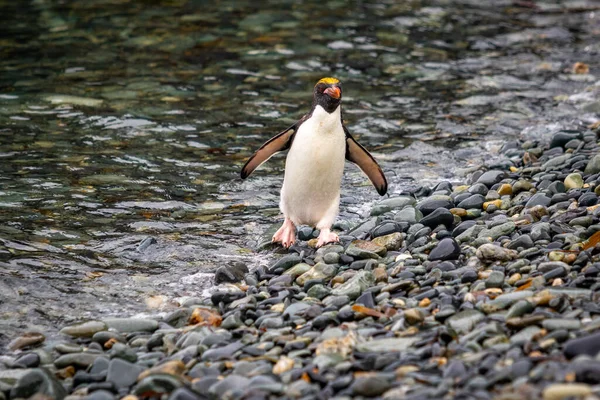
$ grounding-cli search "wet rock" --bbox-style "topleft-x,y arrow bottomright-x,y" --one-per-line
420,207 -> 454,229
525,193 -> 551,208
331,270 -> 374,300
60,321 -> 107,338
297,263 -> 338,285
14,353 -> 41,368
372,232 -> 403,251
351,374 -> 390,397
54,352 -> 105,369
443,360 -> 467,379
214,262 -> 248,284
355,337 -> 418,352
428,238 -> 461,261
563,332 -> 600,359
404,308 -> 424,325
395,207 -> 422,224
221,314 -> 244,330
298,226 -> 315,241
345,240 -> 386,259
578,192 -> 598,206
531,222 -> 551,241
355,292 -> 375,308
457,194 -> 485,209
87,390 -> 115,400
478,221 -> 516,240
446,310 -> 484,334
283,263 -> 311,278
510,326 -> 541,345
9,368 -> 67,400
477,171 -> 506,187
476,244 -> 517,262
209,375 -> 251,398
378,196 -> 415,209
102,318 -> 158,333
7,332 -> 45,351
507,235 -> 533,250
211,285 -> 246,305
550,132 -> 582,149
513,180 -> 534,194
542,383 -> 591,400
201,341 -> 244,361
564,173 -> 584,190
107,358 -> 146,390
268,254 -> 302,273
416,195 -> 454,215
168,387 -> 202,400
584,154 -> 600,174
485,271 -> 505,288
134,374 -> 184,397
543,154 -> 571,171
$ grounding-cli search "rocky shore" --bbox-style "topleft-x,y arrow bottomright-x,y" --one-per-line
3,126 -> 600,400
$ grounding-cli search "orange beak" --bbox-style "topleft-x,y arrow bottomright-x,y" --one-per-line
324,86 -> 341,99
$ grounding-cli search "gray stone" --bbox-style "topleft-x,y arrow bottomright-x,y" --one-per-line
296,263 -> 338,285
395,207 -> 422,224
9,368 -> 66,400
54,353 -> 105,369
331,270 -> 374,300
478,221 -> 516,240
209,375 -> 251,398
102,318 -> 158,333
107,358 -> 146,389
477,170 -> 506,187
355,337 -> 418,352
584,154 -> 600,174
476,244 -> 517,262
60,321 -> 107,338
446,310 -> 485,334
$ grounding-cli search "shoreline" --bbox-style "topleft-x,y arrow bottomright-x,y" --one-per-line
2,125 -> 600,400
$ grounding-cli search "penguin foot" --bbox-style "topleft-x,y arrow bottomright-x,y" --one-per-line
316,229 -> 339,248
272,218 -> 296,248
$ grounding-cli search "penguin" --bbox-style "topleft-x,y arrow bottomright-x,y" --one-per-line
241,77 -> 387,248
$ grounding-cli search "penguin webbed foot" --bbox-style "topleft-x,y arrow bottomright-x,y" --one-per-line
316,228 -> 339,248
272,218 -> 296,249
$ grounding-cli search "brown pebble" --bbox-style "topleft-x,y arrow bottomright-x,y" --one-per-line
55,366 -> 76,379
563,253 -> 577,264
272,356 -> 294,375
372,266 -> 388,283
483,200 -> 502,211
418,298 -> 431,307
8,332 -> 45,351
497,183 -> 512,196
572,62 -> 589,74
404,308 -> 424,325
188,307 -> 222,327
138,360 -> 186,381
507,273 -> 522,286
449,208 -> 467,217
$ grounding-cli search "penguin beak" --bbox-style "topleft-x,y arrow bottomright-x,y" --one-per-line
324,86 -> 341,99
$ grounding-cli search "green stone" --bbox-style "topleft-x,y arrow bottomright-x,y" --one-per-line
564,173 -> 584,190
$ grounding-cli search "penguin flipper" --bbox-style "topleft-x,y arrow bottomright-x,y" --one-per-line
344,128 -> 388,196
241,124 -> 297,179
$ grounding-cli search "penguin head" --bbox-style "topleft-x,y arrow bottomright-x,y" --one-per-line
313,77 -> 342,113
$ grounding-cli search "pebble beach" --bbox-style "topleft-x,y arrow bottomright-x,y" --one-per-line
3,126 -> 600,399
2,1 -> 600,399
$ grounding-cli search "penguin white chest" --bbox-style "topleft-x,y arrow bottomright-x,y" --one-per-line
280,105 -> 346,227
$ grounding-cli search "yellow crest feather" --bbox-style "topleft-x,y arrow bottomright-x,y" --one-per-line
317,77 -> 340,85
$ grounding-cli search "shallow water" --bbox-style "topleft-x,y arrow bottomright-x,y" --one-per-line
0,0 -> 599,343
